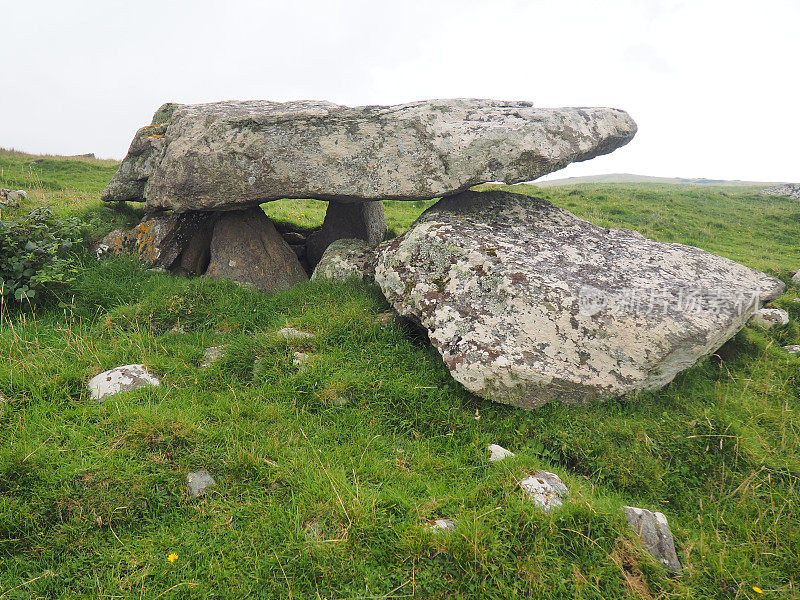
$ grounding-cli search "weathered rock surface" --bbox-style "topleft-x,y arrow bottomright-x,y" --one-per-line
762,183 -> 800,201
749,307 -> 789,329
205,207 -> 308,292
101,103 -> 181,202
519,470 -> 568,511
186,469 -> 216,497
199,345 -> 227,368
102,99 -> 637,212
87,364 -> 161,400
792,270 -> 800,285
375,190 -> 785,408
306,201 -> 386,267
130,211 -> 215,269
488,444 -> 515,462
311,238 -> 376,282
623,506 -> 682,572
0,188 -> 27,206
426,518 -> 456,532
277,327 -> 315,340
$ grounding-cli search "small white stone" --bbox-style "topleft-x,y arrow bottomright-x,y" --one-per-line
186,470 -> 216,497
784,345 -> 800,354
426,518 -> 456,532
749,307 -> 790,329
200,345 -> 227,368
293,352 -> 311,366
277,327 -> 315,340
519,470 -> 569,511
488,444 -> 515,462
87,364 -> 160,400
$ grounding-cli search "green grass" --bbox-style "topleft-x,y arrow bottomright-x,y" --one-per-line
1,157 -> 800,598
0,148 -> 120,194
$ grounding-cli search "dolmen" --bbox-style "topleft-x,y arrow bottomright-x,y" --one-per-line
101,98 -> 785,409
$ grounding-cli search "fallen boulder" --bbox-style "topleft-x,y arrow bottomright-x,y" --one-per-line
103,99 -> 636,212
375,190 -> 785,408
311,238 -> 376,282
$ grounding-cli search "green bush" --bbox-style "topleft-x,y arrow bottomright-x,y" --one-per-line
0,207 -> 83,303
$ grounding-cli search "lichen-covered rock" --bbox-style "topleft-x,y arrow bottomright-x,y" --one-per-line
205,207 -> 308,292
623,506 -> 682,572
375,190 -> 785,408
87,364 -> 160,400
0,189 -> 27,206
186,470 -> 216,497
130,211 -> 215,269
95,228 -> 130,258
101,103 -> 181,202
519,470 -> 568,511
792,270 -> 800,285
426,518 -> 456,532
306,200 -> 386,267
102,99 -> 636,212
749,307 -> 790,329
311,238 -> 376,282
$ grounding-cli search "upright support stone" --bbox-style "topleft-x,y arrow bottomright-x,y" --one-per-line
205,207 -> 308,293
306,200 -> 387,268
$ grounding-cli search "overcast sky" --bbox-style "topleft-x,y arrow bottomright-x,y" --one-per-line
2,0 -> 798,182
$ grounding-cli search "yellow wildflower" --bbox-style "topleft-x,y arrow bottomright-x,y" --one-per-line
167,553 -> 178,563
753,586 -> 764,594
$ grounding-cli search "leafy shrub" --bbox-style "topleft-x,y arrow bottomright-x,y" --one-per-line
0,207 -> 83,303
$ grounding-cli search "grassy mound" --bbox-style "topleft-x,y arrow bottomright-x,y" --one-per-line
1,157 -> 799,598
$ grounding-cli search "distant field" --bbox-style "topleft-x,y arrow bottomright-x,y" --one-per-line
535,172 -> 786,187
1,152 -> 799,599
0,148 -> 119,193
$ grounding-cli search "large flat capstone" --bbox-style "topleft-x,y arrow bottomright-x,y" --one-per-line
374,190 -> 785,408
102,99 -> 637,212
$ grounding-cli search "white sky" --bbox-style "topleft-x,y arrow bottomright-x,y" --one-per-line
1,0 -> 798,182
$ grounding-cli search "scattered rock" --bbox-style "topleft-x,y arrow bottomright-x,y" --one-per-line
277,327 -> 315,340
792,270 -> 800,285
375,311 -> 394,326
426,518 -> 456,532
749,307 -> 790,329
87,364 -> 161,400
304,520 -> 324,542
784,345 -> 800,354
375,190 -> 785,409
104,99 -> 636,212
186,469 -> 216,497
518,470 -> 569,511
311,238 -> 376,282
200,345 -> 227,368
306,201 -> 386,268
0,189 -> 27,206
488,444 -> 515,462
623,506 -> 682,572
293,352 -> 311,366
205,207 -> 308,292
330,397 -> 348,407
762,183 -> 800,201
